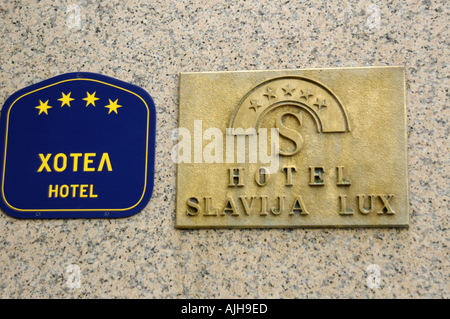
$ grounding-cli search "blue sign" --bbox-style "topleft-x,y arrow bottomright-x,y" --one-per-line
0,72 -> 156,219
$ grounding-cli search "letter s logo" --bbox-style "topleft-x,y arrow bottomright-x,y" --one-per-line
275,112 -> 303,156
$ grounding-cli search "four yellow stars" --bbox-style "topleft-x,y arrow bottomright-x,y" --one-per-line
104,99 -> 122,114
35,100 -> 53,115
58,92 -> 75,107
83,91 -> 100,107
36,92 -> 123,115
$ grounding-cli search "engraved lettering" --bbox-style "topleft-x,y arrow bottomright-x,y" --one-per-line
260,196 -> 268,216
276,112 -> 303,156
255,167 -> 270,187
174,71 -> 410,228
378,195 -> 395,215
339,195 -> 354,215
309,166 -> 325,186
186,197 -> 201,216
283,166 -> 297,186
290,196 -> 309,215
221,196 -> 239,216
358,195 -> 375,215
239,196 -> 256,216
336,166 -> 351,186
271,196 -> 285,215
204,196 -> 218,216
228,168 -> 245,187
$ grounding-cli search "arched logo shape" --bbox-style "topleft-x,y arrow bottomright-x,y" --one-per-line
229,76 -> 350,134
0,72 -> 156,219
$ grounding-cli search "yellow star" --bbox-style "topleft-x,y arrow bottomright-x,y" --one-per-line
105,99 -> 122,114
35,100 -> 52,115
83,91 -> 100,107
58,92 -> 75,107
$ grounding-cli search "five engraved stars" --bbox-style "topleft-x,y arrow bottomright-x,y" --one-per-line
35,91 -> 123,115
247,84 -> 328,114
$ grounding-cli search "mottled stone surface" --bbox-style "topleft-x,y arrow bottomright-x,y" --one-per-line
0,0 -> 448,298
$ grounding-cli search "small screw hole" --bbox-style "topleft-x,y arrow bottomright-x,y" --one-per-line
77,73 -> 83,78
36,212 -> 41,217
104,212 -> 110,216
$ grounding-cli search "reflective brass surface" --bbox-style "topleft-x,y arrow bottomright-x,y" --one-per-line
176,67 -> 409,228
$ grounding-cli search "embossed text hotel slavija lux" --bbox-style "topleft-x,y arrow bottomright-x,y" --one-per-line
175,68 -> 409,228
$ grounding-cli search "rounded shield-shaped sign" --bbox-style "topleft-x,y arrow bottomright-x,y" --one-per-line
0,72 -> 156,219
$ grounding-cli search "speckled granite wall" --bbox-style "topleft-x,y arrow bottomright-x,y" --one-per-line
0,0 -> 448,298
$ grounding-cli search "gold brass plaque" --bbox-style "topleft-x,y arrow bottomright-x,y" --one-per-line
175,67 -> 409,228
